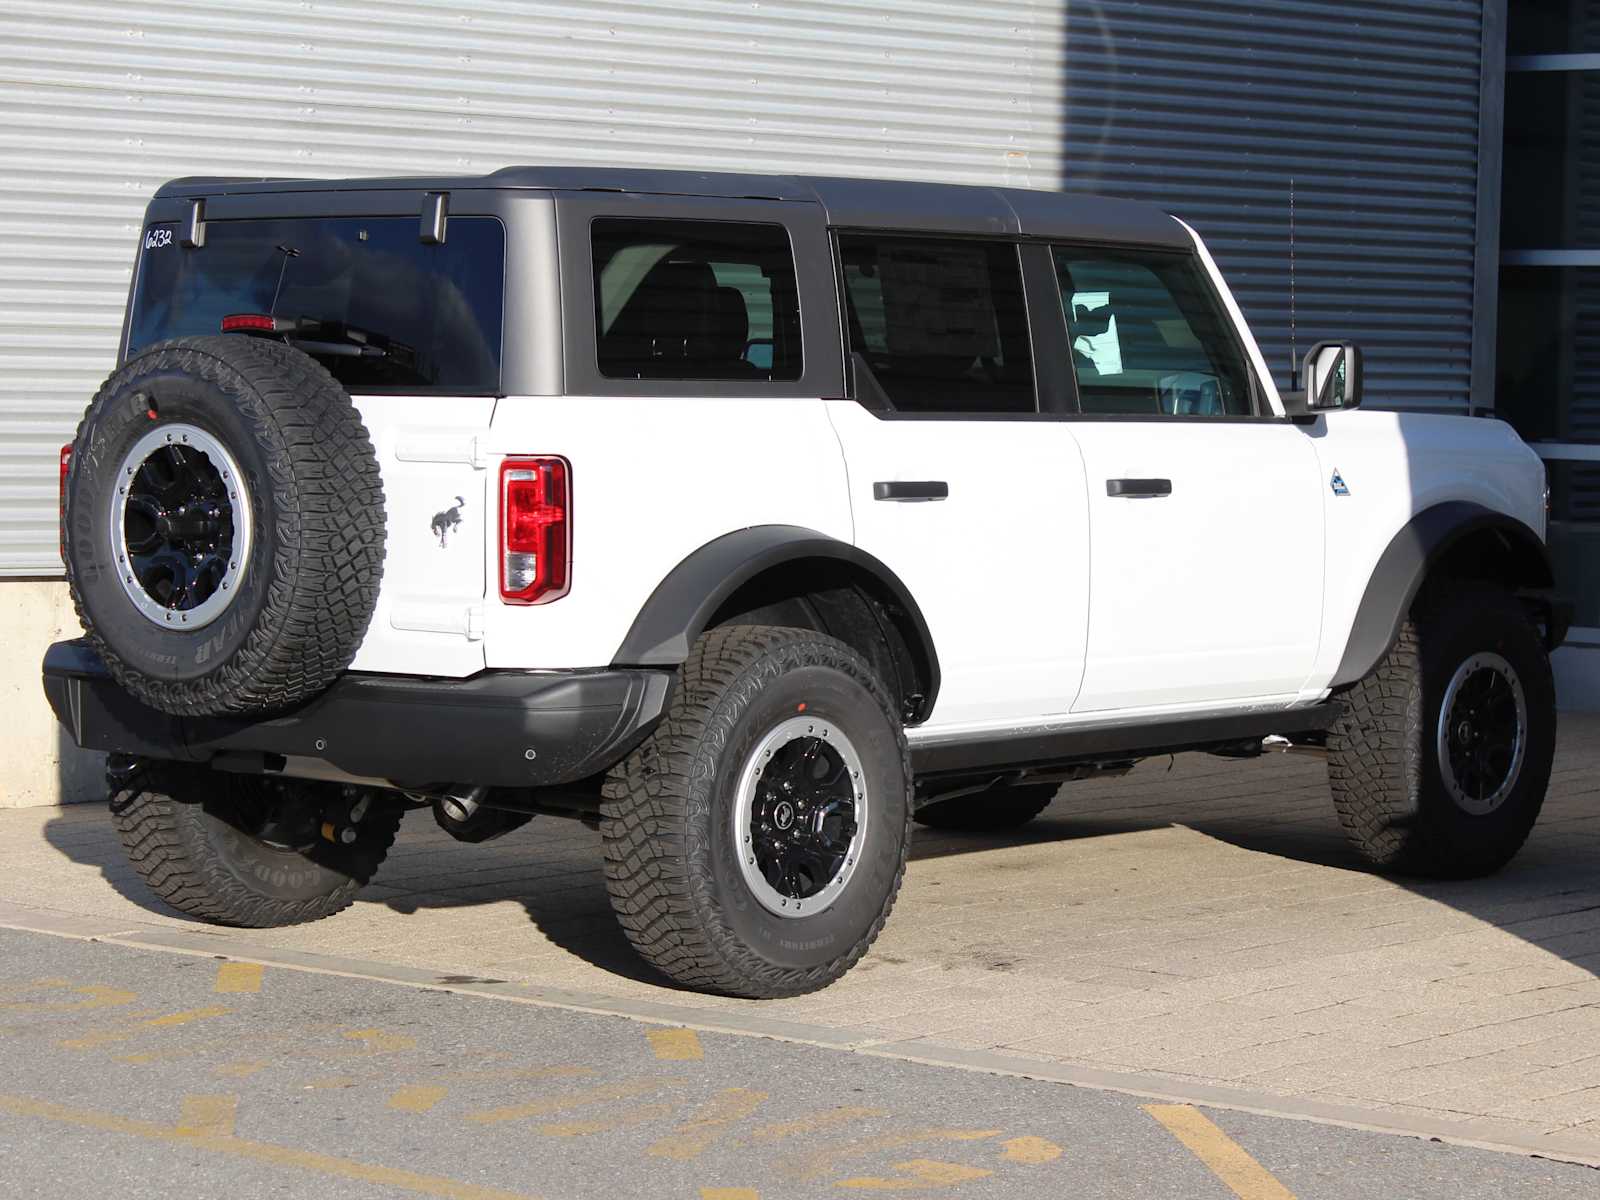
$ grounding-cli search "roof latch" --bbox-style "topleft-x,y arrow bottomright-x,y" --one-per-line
420,192 -> 448,245
181,198 -> 206,249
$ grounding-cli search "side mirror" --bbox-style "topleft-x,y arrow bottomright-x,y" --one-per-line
1303,341 -> 1363,411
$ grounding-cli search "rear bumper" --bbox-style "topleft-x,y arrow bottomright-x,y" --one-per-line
42,640 -> 672,790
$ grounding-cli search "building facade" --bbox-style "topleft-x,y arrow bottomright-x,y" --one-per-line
1,1 -> 1582,802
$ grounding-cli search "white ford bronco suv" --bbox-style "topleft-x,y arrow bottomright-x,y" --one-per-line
46,168 -> 1569,998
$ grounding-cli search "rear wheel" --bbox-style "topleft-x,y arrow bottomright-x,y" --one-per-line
111,763 -> 402,927
914,782 -> 1059,832
601,625 -> 911,998
1328,582 -> 1555,878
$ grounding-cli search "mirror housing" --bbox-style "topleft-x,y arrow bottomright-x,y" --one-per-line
1304,341 -> 1364,411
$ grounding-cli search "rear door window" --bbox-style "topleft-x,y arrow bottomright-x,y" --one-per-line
592,219 -> 801,381
838,235 -> 1035,415
1053,248 -> 1256,417
127,215 -> 506,395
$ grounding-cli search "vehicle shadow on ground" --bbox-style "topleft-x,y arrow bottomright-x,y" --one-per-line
40,714 -> 1600,994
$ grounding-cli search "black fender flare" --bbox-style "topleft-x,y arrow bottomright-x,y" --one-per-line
1331,501 -> 1558,687
612,525 -> 940,720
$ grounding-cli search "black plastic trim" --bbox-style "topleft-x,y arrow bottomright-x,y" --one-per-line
912,704 -> 1339,777
1331,502 -> 1557,687
1106,478 -> 1172,498
43,641 -> 672,790
612,525 -> 941,721
873,481 -> 948,502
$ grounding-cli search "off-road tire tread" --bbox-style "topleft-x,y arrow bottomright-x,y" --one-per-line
111,763 -> 400,928
601,625 -> 912,998
68,336 -> 385,715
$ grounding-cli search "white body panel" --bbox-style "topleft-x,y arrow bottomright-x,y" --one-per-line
1068,421 -> 1325,711
825,401 -> 1090,728
348,395 -> 495,678
479,395 -> 854,670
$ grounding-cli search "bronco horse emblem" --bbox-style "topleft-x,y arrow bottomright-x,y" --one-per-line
430,495 -> 465,547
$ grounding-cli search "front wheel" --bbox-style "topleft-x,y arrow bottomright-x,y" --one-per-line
601,625 -> 911,998
1328,582 -> 1555,878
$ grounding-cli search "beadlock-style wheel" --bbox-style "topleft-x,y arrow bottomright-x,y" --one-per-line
110,421 -> 252,630
732,715 -> 869,919
1435,651 -> 1528,816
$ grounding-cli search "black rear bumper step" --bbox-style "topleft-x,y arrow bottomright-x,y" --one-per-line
43,640 -> 672,790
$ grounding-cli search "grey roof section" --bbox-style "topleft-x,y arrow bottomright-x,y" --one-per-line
154,166 -> 1190,247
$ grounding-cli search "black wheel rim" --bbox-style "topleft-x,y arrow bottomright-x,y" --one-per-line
111,422 -> 251,629
733,716 -> 868,918
1436,652 -> 1528,815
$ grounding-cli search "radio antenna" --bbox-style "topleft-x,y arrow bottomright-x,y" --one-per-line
1288,178 -> 1298,390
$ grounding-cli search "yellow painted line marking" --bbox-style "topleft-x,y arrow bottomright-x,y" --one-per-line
1145,1105 -> 1297,1200
59,1004 -> 231,1049
466,1078 -> 679,1124
837,1159 -> 992,1190
177,1094 -> 237,1139
647,1087 -> 767,1161
214,962 -> 263,994
648,1027 -> 704,1061
1,984 -> 138,1014
700,1190 -> 760,1200
432,1065 -> 594,1085
215,1061 -> 269,1079
389,1086 -> 450,1114
1000,1135 -> 1062,1164
538,1102 -> 675,1138
751,1107 -> 888,1142
0,1091 -> 541,1200
781,1128 -> 1001,1182
343,1028 -> 418,1053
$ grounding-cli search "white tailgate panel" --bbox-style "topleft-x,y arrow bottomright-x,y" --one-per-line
348,395 -> 495,677
482,395 -> 854,669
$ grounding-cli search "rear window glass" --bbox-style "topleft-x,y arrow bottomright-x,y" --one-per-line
127,216 -> 505,395
592,218 -> 801,382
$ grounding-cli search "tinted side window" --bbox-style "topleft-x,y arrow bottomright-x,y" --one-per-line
839,236 -> 1035,415
593,219 -> 801,381
1054,248 -> 1255,417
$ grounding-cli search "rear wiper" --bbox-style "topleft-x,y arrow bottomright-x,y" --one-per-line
220,314 -> 417,369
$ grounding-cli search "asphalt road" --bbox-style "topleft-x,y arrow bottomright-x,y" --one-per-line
0,928 -> 1593,1199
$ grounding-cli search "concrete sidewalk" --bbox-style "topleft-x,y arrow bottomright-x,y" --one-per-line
4,718 -> 1599,1159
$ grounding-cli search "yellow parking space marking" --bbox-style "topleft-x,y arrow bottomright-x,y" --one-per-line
59,1004 -> 231,1050
648,1027 -> 704,1061
700,1189 -> 760,1199
1145,1105 -> 1297,1200
343,1028 -> 418,1053
1000,1135 -> 1062,1164
1,984 -> 137,1014
539,1102 -> 675,1137
0,1092 -> 541,1200
750,1107 -> 889,1142
466,1078 -> 680,1125
780,1128 -> 1001,1182
178,1094 -> 238,1139
648,1088 -> 767,1161
389,1086 -> 450,1114
837,1159 -> 992,1190
214,962 -> 263,994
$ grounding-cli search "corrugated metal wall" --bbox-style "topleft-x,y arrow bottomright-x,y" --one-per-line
1059,0 -> 1487,412
0,1 -> 1491,576
0,0 -> 1068,576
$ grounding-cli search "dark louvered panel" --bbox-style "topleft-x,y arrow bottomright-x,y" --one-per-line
1059,0 -> 1485,410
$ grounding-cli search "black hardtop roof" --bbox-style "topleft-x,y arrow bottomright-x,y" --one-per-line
154,166 -> 1191,248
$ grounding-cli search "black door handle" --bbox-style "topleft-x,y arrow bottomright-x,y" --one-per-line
1106,478 -> 1172,498
874,481 -> 949,502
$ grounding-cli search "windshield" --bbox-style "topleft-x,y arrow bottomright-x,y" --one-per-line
127,215 -> 505,394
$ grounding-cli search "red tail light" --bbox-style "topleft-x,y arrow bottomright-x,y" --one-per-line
221,313 -> 286,333
58,443 -> 71,563
499,457 -> 571,605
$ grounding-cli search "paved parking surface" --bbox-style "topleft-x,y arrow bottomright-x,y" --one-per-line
3,717 -> 1599,1165
2,929 -> 1594,1199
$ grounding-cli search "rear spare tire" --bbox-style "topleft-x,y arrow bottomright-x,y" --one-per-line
64,335 -> 385,715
